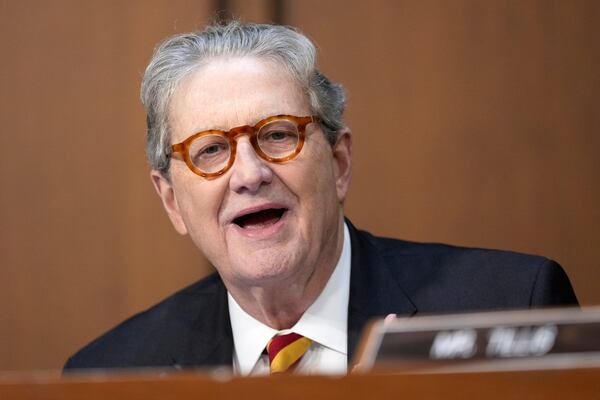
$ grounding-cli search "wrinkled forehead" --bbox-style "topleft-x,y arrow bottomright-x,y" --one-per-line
168,56 -> 311,142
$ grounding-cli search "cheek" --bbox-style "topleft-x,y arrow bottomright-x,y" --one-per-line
172,172 -> 225,232
175,181 -> 230,265
289,150 -> 339,216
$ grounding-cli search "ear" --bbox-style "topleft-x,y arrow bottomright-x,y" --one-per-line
150,170 -> 188,235
332,127 -> 352,203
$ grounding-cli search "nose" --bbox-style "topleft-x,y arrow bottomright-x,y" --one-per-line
229,138 -> 273,193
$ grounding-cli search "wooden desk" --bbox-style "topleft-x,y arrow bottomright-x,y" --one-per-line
2,367 -> 599,400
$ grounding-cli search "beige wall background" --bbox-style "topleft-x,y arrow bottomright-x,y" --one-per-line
0,0 -> 598,372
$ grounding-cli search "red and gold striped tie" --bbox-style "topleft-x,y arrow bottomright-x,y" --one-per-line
267,333 -> 312,374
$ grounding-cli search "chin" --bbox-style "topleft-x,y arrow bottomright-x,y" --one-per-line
230,248 -> 306,286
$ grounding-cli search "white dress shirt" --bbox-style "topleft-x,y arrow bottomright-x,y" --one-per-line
228,223 -> 351,375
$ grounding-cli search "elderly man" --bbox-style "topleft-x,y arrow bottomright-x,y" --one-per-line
65,22 -> 577,375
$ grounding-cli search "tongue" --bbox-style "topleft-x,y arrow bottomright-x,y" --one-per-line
236,209 -> 283,229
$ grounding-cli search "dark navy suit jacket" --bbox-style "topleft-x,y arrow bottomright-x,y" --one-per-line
64,221 -> 578,370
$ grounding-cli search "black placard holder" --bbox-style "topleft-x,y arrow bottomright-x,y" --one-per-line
353,307 -> 600,373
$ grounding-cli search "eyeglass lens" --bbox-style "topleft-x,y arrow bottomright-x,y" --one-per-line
187,119 -> 301,174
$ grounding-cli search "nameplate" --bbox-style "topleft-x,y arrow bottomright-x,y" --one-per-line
354,307 -> 600,373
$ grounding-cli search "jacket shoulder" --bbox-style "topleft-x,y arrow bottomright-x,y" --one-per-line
353,226 -> 578,311
64,273 -> 226,371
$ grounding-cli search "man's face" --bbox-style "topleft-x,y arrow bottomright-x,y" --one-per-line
152,57 -> 352,295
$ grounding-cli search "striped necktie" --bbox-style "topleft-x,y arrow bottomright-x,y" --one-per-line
267,333 -> 312,374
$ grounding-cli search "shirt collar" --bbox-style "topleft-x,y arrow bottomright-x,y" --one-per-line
228,222 -> 352,375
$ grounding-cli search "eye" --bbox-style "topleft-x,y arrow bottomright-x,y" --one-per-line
188,134 -> 230,169
194,142 -> 227,159
201,143 -> 225,155
258,121 -> 299,144
265,130 -> 294,141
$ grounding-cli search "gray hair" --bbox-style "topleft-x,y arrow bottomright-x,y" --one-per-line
140,21 -> 347,176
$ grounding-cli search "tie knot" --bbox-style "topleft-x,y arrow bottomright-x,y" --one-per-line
267,332 -> 312,374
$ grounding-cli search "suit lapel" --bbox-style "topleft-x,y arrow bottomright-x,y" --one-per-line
347,221 -> 417,362
168,275 -> 234,368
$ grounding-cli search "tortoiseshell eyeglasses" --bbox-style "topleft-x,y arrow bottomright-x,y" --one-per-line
170,114 -> 318,179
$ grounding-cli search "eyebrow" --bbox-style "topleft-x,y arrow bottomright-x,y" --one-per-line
191,113 -> 285,134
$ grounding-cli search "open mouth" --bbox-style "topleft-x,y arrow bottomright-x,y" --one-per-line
233,208 -> 287,230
